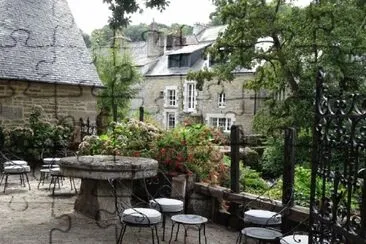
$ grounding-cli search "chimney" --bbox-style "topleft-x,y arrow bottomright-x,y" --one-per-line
147,21 -> 164,57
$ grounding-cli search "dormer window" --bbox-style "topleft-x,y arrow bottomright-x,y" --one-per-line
168,54 -> 189,68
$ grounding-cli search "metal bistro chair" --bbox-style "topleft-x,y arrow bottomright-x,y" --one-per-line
38,157 -> 61,189
0,151 -> 31,193
143,171 -> 185,241
236,185 -> 294,244
109,179 -> 162,244
42,149 -> 78,195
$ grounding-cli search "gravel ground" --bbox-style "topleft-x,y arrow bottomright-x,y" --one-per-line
0,173 -> 239,244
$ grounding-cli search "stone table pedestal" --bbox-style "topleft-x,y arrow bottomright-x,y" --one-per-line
59,155 -> 158,220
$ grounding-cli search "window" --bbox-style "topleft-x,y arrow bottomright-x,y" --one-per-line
168,54 -> 189,68
206,114 -> 235,132
166,112 -> 176,129
218,92 -> 226,108
184,81 -> 196,112
164,86 -> 178,108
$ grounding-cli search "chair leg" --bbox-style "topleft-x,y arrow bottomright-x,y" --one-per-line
162,214 -> 166,241
24,173 -> 31,190
175,223 -> 180,241
151,226 -> 155,244
38,172 -> 44,189
19,174 -> 24,186
117,224 -> 127,244
0,174 -> 5,186
169,221 -> 175,244
154,225 -> 160,244
3,175 -> 8,193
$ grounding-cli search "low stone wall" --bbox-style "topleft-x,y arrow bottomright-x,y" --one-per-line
187,182 -> 309,230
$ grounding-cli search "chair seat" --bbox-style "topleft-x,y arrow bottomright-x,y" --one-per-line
149,198 -> 184,212
242,227 -> 282,241
43,158 -> 61,164
42,164 -> 60,169
244,209 -> 282,225
4,160 -> 28,167
50,168 -> 62,176
122,208 -> 161,225
4,165 -> 31,173
280,234 -> 308,244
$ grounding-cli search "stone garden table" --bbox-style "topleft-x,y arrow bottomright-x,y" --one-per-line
59,155 -> 158,220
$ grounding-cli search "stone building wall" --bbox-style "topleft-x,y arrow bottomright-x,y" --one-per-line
0,80 -> 98,127
132,73 -> 263,133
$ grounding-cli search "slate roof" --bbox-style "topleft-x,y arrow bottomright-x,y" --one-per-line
120,25 -> 253,77
0,0 -> 102,87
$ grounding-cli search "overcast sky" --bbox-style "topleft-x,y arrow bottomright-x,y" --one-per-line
66,0 -> 311,34
66,0 -> 216,34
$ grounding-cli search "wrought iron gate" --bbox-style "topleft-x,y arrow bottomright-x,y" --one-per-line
309,69 -> 366,243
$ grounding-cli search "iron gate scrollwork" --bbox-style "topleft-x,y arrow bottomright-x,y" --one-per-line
309,69 -> 366,243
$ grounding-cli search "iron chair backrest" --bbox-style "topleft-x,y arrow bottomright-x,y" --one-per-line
107,178 -> 154,226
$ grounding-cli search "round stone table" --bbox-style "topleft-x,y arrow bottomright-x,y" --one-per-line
59,155 -> 158,220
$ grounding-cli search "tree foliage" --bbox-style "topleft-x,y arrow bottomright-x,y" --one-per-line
102,0 -> 169,29
189,0 -> 366,133
93,38 -> 142,120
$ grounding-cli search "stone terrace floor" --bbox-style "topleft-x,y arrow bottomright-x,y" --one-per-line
0,173 -> 240,244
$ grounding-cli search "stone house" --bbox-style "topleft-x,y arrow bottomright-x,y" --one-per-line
129,25 -> 265,133
0,0 -> 102,128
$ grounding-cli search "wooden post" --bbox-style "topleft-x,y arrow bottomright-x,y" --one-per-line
230,125 -> 240,193
139,106 -> 144,122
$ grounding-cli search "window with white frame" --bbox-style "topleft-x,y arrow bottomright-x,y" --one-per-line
166,112 -> 176,129
206,114 -> 235,132
184,81 -> 196,112
218,92 -> 226,108
164,86 -> 178,108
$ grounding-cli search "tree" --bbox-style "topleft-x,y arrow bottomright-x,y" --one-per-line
90,25 -> 114,48
102,0 -> 169,28
93,36 -> 142,121
188,0 -> 366,134
123,23 -> 150,42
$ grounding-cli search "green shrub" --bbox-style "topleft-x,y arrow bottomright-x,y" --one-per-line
78,118 -> 162,157
239,166 -> 270,195
260,128 -> 312,179
2,106 -> 73,161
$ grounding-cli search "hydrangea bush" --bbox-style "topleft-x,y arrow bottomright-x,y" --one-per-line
78,120 -> 229,184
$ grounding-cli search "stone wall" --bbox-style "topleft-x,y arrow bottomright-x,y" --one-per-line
132,73 -> 265,133
0,80 -> 98,127
188,182 -> 309,231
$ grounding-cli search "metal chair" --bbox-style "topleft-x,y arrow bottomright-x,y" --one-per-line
109,179 -> 162,244
143,171 -> 185,241
236,185 -> 294,244
37,157 -> 61,189
0,151 -> 31,193
40,149 -> 77,195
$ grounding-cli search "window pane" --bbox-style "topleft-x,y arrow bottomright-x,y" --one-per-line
167,113 -> 175,129
168,89 -> 176,106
